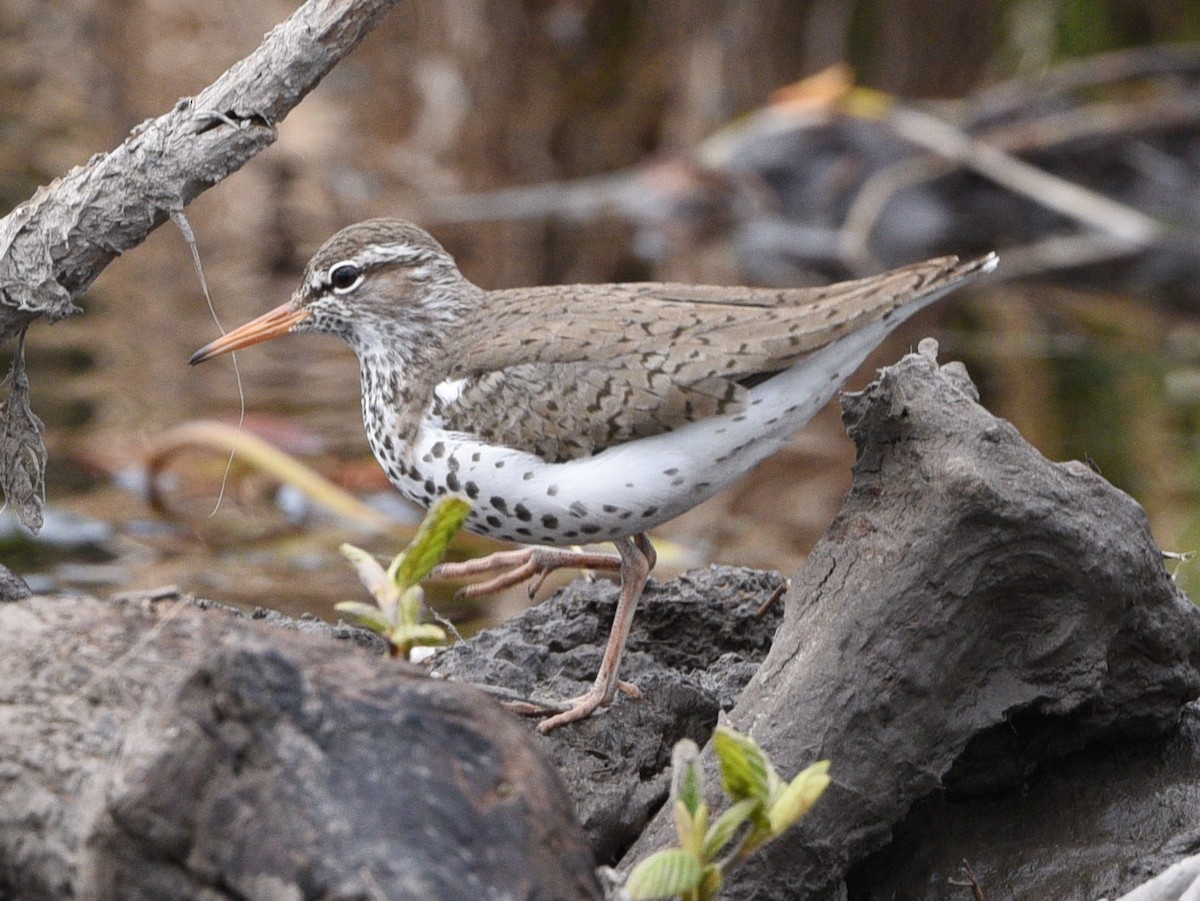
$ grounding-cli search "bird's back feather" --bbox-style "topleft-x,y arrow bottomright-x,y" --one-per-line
436,254 -> 995,461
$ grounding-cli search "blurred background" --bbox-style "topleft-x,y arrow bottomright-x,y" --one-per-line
5,0 -> 1200,623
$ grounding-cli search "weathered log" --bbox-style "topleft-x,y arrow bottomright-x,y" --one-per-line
618,343 -> 1200,898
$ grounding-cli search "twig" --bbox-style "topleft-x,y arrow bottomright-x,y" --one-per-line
841,104 -> 1168,269
967,43 -> 1200,126
890,104 -> 1165,245
975,92 -> 1200,158
145,419 -> 396,531
755,581 -> 788,618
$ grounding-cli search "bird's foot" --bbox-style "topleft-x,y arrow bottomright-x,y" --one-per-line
444,679 -> 639,724
512,680 -> 640,733
432,546 -> 622,598
442,534 -> 654,733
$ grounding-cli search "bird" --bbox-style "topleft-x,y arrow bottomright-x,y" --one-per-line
189,218 -> 997,732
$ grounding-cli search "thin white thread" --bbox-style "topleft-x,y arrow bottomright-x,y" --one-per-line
171,210 -> 244,516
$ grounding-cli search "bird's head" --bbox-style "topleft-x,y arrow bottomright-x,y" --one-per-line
189,218 -> 473,365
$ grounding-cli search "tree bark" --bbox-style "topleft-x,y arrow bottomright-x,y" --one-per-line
619,343 -> 1200,898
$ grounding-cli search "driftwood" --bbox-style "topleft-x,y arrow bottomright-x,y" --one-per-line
617,344 -> 1200,899
2,348 -> 1200,900
0,0 -> 400,332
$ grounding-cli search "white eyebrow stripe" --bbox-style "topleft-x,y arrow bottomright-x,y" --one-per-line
355,243 -> 427,268
307,243 -> 429,294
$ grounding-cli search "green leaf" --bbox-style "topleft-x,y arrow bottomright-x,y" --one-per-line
392,623 -> 448,646
767,760 -> 831,835
393,497 -> 472,587
397,584 -> 426,627
672,798 -> 709,859
334,601 -> 392,634
625,849 -> 703,900
712,726 -> 774,806
340,544 -> 398,615
673,799 -> 696,854
671,739 -> 703,817
692,802 -> 709,859
696,863 -> 723,901
766,762 -> 784,799
702,797 -> 758,860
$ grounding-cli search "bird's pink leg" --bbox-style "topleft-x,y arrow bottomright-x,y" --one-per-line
433,546 -> 621,598
432,535 -> 657,730
535,533 -> 654,732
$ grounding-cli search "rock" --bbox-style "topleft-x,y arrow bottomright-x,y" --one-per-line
850,702 -> 1200,899
431,565 -> 786,863
5,349 -> 1200,900
0,563 -> 30,600
0,594 -> 598,900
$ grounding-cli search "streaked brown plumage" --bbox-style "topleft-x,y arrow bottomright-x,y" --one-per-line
191,218 -> 997,730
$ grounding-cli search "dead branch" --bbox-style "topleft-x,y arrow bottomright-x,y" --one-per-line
843,104 -> 1166,266
967,43 -> 1200,126
0,0 -> 403,530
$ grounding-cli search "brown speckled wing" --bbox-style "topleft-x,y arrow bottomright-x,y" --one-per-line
441,256 -> 975,462
436,360 -> 747,462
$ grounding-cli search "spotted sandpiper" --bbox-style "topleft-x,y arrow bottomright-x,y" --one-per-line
190,218 -> 996,731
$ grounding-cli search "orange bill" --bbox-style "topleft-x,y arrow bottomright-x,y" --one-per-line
189,302 -> 310,365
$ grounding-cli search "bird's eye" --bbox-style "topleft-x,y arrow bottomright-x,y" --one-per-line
328,262 -> 363,294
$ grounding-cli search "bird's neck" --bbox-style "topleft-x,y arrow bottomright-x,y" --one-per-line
351,277 -> 484,455
356,349 -> 438,457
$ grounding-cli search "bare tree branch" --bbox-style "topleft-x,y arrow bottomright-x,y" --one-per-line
0,0 -> 403,530
838,103 -> 1167,270
967,43 -> 1200,127
0,0 -> 401,327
